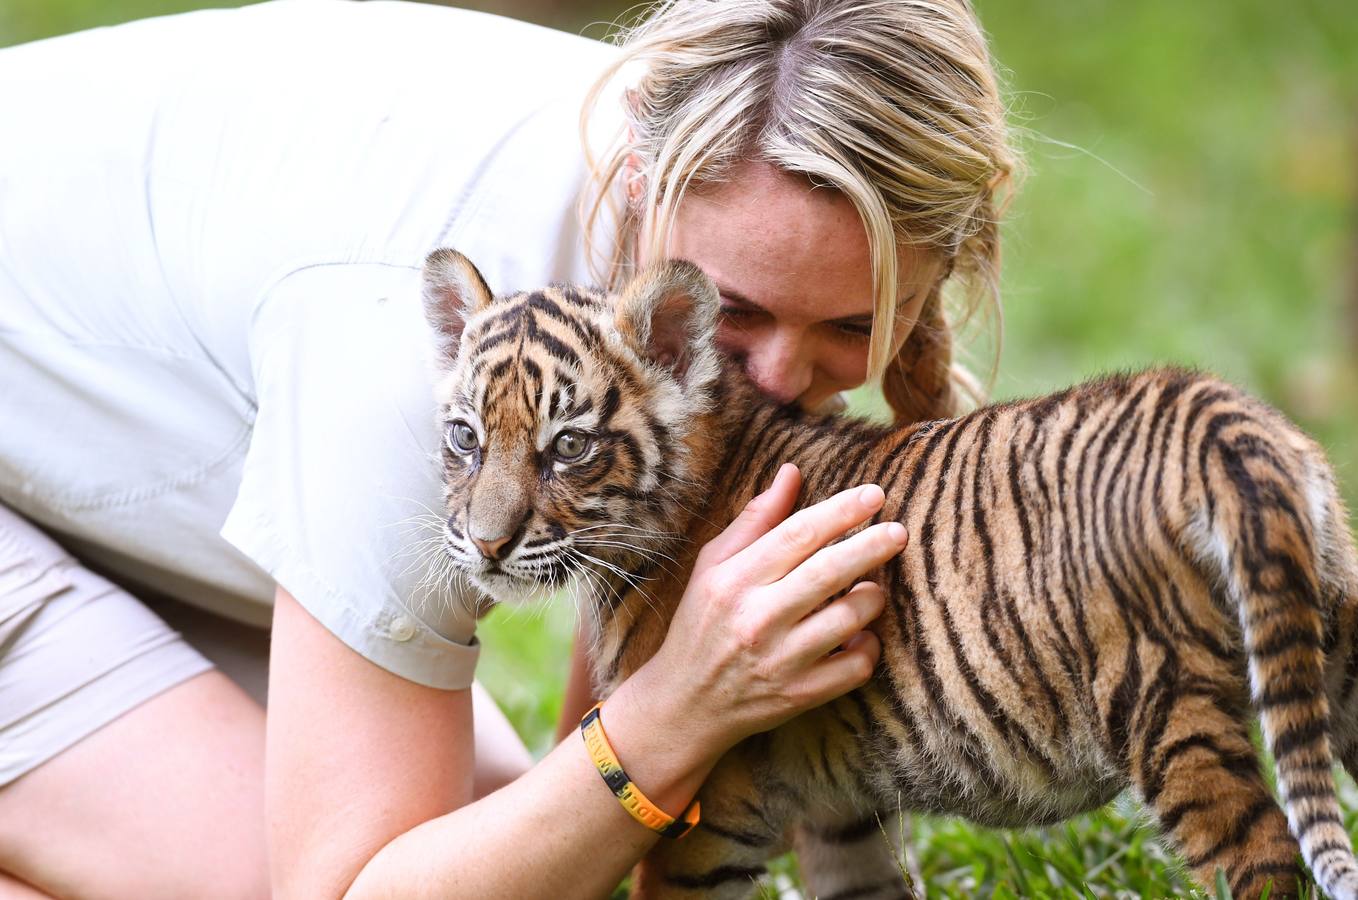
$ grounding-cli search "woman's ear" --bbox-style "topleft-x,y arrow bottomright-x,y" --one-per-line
622,92 -> 650,208
613,260 -> 721,391
422,248 -> 494,367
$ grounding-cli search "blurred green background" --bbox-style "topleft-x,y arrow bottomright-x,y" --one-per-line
4,1 -> 1355,895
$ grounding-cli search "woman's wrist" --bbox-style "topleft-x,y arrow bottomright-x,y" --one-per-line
591,662 -> 728,819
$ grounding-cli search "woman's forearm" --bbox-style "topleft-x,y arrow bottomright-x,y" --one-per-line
268,591 -> 722,900
346,670 -> 720,900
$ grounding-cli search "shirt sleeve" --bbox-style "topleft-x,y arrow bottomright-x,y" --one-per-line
220,261 -> 481,690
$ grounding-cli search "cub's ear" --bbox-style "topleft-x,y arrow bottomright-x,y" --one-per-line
422,248 -> 495,365
614,260 -> 721,391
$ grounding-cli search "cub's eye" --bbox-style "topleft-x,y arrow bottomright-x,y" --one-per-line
447,421 -> 479,454
553,431 -> 590,461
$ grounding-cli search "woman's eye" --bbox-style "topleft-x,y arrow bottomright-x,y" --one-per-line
553,431 -> 590,461
448,421 -> 479,453
834,322 -> 873,341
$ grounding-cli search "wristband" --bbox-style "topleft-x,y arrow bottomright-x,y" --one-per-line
580,702 -> 700,839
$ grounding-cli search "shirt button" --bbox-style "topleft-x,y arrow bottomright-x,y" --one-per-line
389,616 -> 416,642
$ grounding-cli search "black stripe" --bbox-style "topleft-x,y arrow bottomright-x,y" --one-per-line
1021,417 -> 1084,697
1258,683 -> 1324,708
807,814 -> 881,844
1183,795 -> 1277,867
967,412 -> 1062,774
1051,397 -> 1100,687
1282,779 -> 1340,803
1147,733 -> 1259,806
1292,807 -> 1343,834
695,819 -> 775,848
1077,387 -> 1152,761
1252,624 -> 1323,659
601,617 -> 637,684
915,414 -> 1016,790
599,385 -> 621,427
881,417 -> 1005,796
1157,797 -> 1210,834
663,865 -> 766,890
524,312 -> 582,366
1230,862 -> 1300,899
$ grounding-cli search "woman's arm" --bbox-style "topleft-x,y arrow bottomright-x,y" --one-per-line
267,589 -> 474,899
269,465 -> 905,899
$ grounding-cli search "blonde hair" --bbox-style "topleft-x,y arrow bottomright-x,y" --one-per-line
581,0 -> 1018,423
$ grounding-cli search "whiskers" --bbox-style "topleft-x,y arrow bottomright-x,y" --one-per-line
567,545 -> 668,634
561,520 -> 691,627
568,525 -> 684,576
388,503 -> 482,620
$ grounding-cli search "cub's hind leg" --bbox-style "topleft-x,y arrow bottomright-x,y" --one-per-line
1130,679 -> 1302,898
792,808 -> 913,900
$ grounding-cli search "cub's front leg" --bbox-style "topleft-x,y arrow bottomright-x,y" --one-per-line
630,742 -> 791,900
792,809 -> 912,900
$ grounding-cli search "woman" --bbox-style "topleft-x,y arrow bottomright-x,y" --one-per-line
0,0 -> 1014,897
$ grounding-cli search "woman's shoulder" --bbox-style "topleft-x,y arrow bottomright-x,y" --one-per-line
2,1 -> 616,104
228,1 -> 616,71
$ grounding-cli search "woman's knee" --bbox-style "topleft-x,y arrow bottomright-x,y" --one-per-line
471,681 -> 534,798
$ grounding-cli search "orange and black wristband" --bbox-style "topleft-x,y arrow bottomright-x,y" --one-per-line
580,702 -> 700,839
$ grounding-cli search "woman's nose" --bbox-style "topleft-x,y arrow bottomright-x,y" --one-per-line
742,331 -> 813,405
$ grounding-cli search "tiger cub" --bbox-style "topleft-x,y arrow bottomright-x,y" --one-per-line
421,248 -> 1358,900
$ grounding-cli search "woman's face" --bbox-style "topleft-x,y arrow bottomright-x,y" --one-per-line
650,161 -> 940,411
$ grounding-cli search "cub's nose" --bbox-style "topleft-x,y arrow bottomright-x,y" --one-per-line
467,493 -> 531,562
472,533 -> 513,561
469,513 -> 529,561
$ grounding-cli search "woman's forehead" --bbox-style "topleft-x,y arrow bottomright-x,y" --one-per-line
667,161 -> 934,325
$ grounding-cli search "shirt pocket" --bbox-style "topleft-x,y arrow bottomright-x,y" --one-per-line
0,331 -> 254,513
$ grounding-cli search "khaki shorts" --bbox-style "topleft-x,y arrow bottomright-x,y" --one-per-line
0,503 -> 219,786
0,504 -> 525,791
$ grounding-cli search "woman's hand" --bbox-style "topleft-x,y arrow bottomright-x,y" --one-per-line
609,463 -> 907,772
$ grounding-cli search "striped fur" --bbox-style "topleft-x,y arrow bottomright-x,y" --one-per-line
424,252 -> 1358,899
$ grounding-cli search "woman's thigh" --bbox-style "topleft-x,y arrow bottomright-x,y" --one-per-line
0,504 -> 268,898
0,670 -> 268,900
0,678 -> 530,899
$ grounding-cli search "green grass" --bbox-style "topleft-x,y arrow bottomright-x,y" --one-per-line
7,0 -> 1357,894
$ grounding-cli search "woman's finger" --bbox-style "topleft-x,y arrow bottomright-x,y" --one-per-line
787,630 -> 882,709
697,463 -> 801,567
763,520 -> 906,623
734,483 -> 889,586
781,582 -> 886,667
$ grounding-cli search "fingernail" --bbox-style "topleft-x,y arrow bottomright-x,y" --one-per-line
886,522 -> 908,544
857,484 -> 885,509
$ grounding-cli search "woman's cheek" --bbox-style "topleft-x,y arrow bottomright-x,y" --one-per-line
714,321 -> 757,364
816,339 -> 872,393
